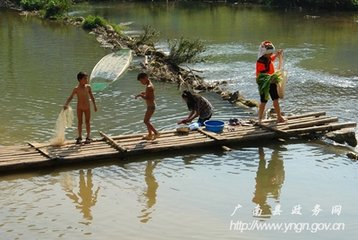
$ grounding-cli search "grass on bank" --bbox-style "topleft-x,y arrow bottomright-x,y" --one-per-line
82,15 -> 123,34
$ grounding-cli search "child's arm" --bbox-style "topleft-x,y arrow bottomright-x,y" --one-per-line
136,85 -> 154,100
63,88 -> 76,109
135,91 -> 146,99
88,86 -> 97,112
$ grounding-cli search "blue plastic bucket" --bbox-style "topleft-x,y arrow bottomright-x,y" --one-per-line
204,120 -> 225,133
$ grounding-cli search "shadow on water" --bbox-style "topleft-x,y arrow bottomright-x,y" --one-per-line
138,160 -> 159,223
60,169 -> 100,224
1,138 -> 355,228
252,145 -> 285,219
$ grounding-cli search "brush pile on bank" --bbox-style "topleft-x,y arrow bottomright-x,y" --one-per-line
80,23 -> 257,107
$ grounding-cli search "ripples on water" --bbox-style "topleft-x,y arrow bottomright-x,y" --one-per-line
1,143 -> 357,239
1,5 -> 358,240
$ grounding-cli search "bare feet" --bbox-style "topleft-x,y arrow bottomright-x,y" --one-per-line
277,117 -> 287,123
142,135 -> 153,140
152,132 -> 160,140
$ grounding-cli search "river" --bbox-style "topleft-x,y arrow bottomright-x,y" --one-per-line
0,2 -> 357,239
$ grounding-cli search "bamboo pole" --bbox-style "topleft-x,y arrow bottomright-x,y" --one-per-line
118,133 -> 206,147
222,132 -> 276,141
0,150 -> 40,158
123,137 -> 214,150
197,128 -> 235,151
287,117 -> 338,129
279,115 -> 329,126
99,131 -> 127,152
27,142 -> 53,159
261,111 -> 326,124
197,128 -> 222,141
285,122 -> 357,135
109,129 -> 177,140
0,154 -> 46,162
285,111 -> 326,120
256,123 -> 289,138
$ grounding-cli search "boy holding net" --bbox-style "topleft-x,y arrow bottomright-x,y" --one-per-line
64,72 -> 97,144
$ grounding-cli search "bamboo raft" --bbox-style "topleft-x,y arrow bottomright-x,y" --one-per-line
0,112 -> 356,173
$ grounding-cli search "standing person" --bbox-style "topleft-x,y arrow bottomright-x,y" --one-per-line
178,90 -> 213,125
64,72 -> 97,144
135,72 -> 160,140
256,41 -> 286,124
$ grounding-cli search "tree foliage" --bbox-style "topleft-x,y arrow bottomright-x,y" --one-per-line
20,0 -> 72,18
20,0 -> 43,10
260,0 -> 358,9
44,0 -> 71,18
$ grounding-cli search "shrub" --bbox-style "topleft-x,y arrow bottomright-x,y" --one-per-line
135,25 -> 160,47
20,0 -> 45,11
167,37 -> 206,65
82,15 -> 123,34
20,0 -> 71,18
44,0 -> 71,18
110,23 -> 123,34
82,15 -> 107,30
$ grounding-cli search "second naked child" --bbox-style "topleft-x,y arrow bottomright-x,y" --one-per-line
135,73 -> 160,140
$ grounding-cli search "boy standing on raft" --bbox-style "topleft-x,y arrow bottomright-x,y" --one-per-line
64,72 -> 97,144
135,73 -> 160,140
256,41 -> 286,124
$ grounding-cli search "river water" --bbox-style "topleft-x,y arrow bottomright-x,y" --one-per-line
0,2 -> 358,239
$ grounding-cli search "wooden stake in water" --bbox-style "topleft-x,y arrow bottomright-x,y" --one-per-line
50,107 -> 74,146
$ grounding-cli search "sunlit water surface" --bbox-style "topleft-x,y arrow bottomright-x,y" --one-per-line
0,3 -> 357,239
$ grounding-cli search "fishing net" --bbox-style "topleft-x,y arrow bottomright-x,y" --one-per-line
276,52 -> 288,99
90,49 -> 132,92
50,107 -> 74,146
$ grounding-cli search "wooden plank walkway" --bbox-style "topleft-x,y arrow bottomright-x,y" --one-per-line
0,112 -> 356,173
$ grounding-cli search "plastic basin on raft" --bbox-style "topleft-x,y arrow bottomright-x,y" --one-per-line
204,120 -> 225,133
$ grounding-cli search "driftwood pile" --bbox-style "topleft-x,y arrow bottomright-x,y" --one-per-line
83,22 -> 258,108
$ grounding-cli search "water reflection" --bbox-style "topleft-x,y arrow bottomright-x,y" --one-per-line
138,160 -> 159,223
252,146 -> 285,218
62,169 -> 100,223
